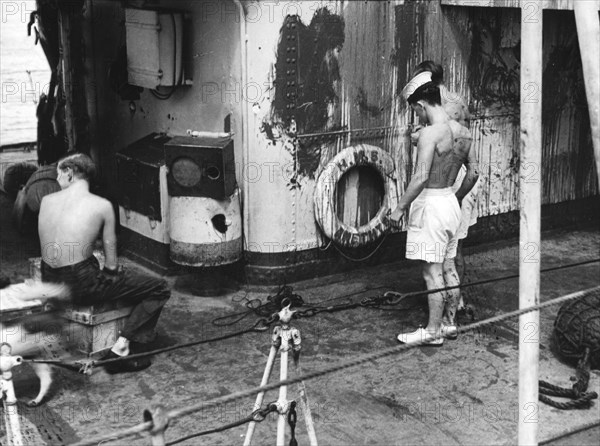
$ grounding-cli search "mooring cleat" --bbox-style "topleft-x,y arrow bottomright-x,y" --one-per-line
277,304 -> 296,325
76,359 -> 96,376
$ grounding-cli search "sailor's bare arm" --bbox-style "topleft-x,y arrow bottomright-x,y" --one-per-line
389,128 -> 436,224
101,201 -> 118,271
454,141 -> 479,202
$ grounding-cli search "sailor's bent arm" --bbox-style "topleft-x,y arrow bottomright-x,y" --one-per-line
455,142 -> 479,201
102,201 -> 119,270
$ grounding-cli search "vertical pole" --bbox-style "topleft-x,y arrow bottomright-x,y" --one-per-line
244,344 -> 278,446
232,0 -> 251,250
58,7 -> 75,152
2,400 -> 24,446
82,0 -> 100,163
295,373 -> 319,446
1,346 -> 24,446
276,347 -> 289,446
574,0 -> 600,188
518,2 -> 543,446
57,1 -> 90,154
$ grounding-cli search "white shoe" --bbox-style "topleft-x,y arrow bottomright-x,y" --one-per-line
397,328 -> 443,345
441,323 -> 458,340
110,336 -> 130,356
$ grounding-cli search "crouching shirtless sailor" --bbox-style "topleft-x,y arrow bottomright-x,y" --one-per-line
38,153 -> 171,372
389,71 -> 479,345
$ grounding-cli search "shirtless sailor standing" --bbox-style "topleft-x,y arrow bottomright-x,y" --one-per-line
389,72 -> 479,345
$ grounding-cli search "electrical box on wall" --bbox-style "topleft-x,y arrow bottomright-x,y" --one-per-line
125,8 -> 184,89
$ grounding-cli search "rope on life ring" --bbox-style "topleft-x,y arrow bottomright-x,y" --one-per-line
314,144 -> 395,248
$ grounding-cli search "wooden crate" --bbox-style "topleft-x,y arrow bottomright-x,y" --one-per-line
61,305 -> 134,358
28,255 -> 133,358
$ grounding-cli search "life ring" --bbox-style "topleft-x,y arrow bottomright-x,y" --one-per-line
314,144 -> 395,248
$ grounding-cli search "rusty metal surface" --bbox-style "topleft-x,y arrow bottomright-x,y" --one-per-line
169,238 -> 243,267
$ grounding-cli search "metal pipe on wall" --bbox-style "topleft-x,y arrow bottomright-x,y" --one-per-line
82,0 -> 100,167
574,0 -> 600,188
233,0 -> 250,250
57,7 -> 75,152
518,2 -> 543,445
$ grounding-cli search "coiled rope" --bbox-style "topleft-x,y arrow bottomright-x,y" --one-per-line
539,348 -> 597,410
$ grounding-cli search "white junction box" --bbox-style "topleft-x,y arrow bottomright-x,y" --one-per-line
125,8 -> 183,89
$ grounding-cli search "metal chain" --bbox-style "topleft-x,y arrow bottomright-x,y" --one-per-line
166,401 -> 278,446
288,401 -> 298,446
292,259 -> 600,320
231,259 -> 599,327
213,285 -> 304,326
292,292 -> 406,320
25,259 -> 600,373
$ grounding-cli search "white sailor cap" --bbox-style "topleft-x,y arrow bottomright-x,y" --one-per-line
401,71 -> 433,101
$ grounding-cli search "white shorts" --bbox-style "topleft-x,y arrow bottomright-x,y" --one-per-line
406,188 -> 461,263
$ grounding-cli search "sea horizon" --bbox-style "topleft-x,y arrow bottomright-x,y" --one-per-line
1,0 -> 52,147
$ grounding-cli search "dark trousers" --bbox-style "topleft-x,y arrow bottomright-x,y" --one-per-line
41,257 -> 170,343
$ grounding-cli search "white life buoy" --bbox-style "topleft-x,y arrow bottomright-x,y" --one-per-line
314,144 -> 395,248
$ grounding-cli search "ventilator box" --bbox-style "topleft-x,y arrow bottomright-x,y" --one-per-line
164,135 -> 236,199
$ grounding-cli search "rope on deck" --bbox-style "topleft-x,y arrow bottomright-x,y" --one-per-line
68,285 -> 600,446
25,258 -> 600,370
539,347 -> 598,409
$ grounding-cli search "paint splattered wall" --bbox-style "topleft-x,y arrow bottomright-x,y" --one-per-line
250,0 -> 596,255
243,2 -> 347,258
83,0 -> 597,263
463,6 -> 597,214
